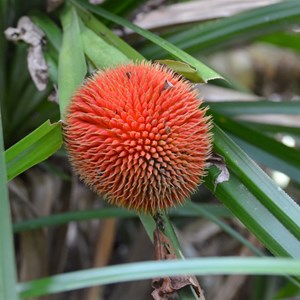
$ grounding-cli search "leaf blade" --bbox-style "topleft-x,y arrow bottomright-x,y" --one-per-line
208,101 -> 300,116
58,6 -> 87,116
31,12 -> 62,52
73,0 -> 224,83
18,258 -> 300,298
80,21 -> 129,69
140,0 -> 300,58
211,113 -> 300,182
205,126 -> 300,258
205,165 -> 300,259
5,120 -> 63,181
0,108 -> 18,300
77,7 -> 144,60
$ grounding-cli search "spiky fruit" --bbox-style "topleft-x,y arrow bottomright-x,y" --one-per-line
64,63 -> 212,214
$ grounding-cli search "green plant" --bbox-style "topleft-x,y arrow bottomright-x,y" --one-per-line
1,1 -> 300,299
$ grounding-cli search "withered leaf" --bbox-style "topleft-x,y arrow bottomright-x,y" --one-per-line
207,153 -> 230,191
48,87 -> 59,104
4,16 -> 48,91
152,228 -> 205,300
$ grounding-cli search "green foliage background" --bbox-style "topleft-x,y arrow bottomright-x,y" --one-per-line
1,0 -> 300,299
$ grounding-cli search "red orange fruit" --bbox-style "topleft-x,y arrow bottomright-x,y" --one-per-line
64,63 -> 212,214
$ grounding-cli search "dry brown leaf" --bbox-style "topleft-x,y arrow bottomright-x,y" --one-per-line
48,87 -> 59,103
207,153 -> 230,190
4,16 -> 48,91
152,228 -> 204,300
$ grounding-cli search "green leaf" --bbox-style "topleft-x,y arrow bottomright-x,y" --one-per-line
72,0 -> 224,83
206,126 -> 300,258
5,45 -> 30,135
275,281 -> 300,299
259,32 -> 300,55
160,214 -> 184,258
174,203 -> 232,218
212,113 -> 300,182
45,51 -> 59,84
140,0 -> 300,58
5,120 -> 63,181
244,122 -> 300,138
231,135 -> 300,185
100,0 -> 147,18
215,123 -> 300,239
30,13 -> 61,84
13,207 -> 134,233
58,6 -> 87,117
0,0 -> 8,118
185,202 -> 263,256
31,12 -> 62,52
77,6 -> 144,60
79,21 -> 129,69
139,213 -> 156,242
205,166 -> 300,259
18,258 -> 300,298
0,108 -> 18,300
13,203 -> 232,232
10,85 -> 52,135
156,60 -> 208,82
208,101 -> 300,116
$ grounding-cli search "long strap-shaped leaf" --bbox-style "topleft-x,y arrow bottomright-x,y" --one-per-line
77,7 -> 144,60
209,125 -> 300,249
212,112 -> 300,182
58,6 -> 87,116
0,108 -> 19,300
12,203 -> 232,231
209,100 -> 300,116
17,258 -> 300,298
72,0 -> 223,83
5,120 -> 62,181
140,0 -> 300,58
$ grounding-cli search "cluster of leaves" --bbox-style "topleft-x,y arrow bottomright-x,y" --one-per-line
1,0 -> 300,299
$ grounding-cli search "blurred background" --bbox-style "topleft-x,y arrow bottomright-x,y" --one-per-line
1,1 -> 300,299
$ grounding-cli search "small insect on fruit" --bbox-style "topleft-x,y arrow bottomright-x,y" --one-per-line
63,62 -> 212,214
